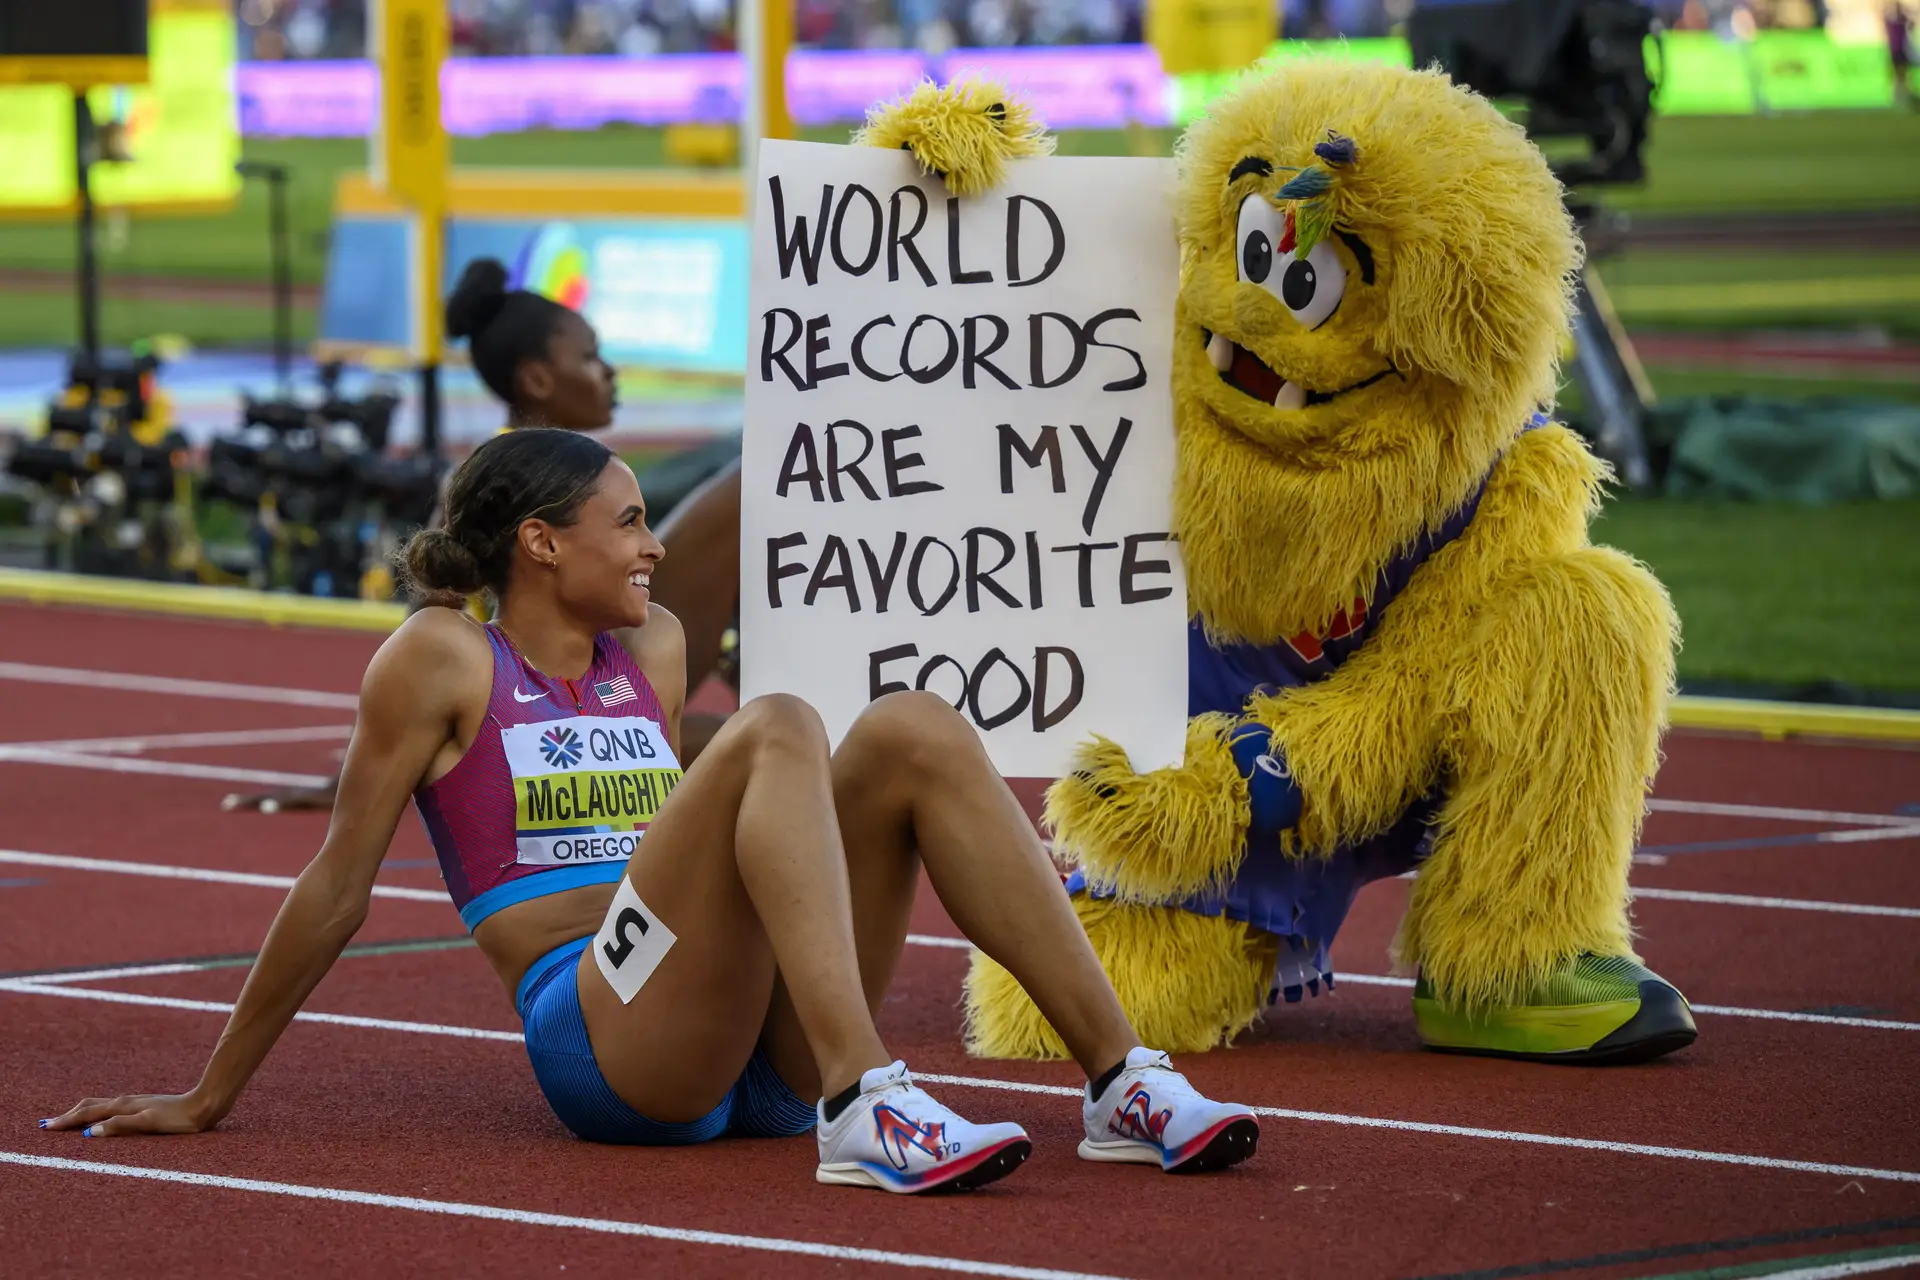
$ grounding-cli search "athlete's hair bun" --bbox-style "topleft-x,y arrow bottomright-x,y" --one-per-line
445,257 -> 511,341
401,526 -> 486,598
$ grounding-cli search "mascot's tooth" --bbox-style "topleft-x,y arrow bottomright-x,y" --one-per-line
1207,332 -> 1234,372
1274,381 -> 1307,411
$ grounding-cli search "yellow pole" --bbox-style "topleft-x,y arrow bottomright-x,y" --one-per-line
372,0 -> 449,368
762,0 -> 794,143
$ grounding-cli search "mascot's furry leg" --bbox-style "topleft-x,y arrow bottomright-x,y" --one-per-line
965,899 -> 1276,1059
1399,547 -> 1697,1062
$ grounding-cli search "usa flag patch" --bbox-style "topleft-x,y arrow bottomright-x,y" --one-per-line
594,675 -> 638,707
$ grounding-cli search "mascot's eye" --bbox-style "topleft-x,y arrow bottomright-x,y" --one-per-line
1235,194 -> 1283,286
1233,194 -> 1348,329
1278,239 -> 1347,330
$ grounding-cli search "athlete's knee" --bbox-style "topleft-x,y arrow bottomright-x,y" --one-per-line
844,690 -> 978,779
732,692 -> 830,760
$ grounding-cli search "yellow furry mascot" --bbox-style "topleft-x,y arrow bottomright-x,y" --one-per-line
864,61 -> 1694,1064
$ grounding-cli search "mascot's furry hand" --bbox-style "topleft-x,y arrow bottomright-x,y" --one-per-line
1044,713 -> 1272,901
854,76 -> 1054,197
1227,720 -> 1304,836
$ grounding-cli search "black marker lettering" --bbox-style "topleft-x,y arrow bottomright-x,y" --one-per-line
860,532 -> 908,612
767,533 -> 808,608
869,643 -> 917,699
1006,195 -> 1065,287
830,183 -> 883,276
964,527 -> 1022,612
769,176 -> 831,285
775,423 -> 824,501
946,197 -> 993,283
901,315 -> 959,384
882,426 -> 942,497
962,315 -> 1019,390
887,186 -> 935,286
1069,417 -> 1132,534
804,534 -> 861,611
1032,646 -> 1084,730
824,419 -> 879,501
1120,533 -> 1175,604
804,314 -> 848,387
851,315 -> 900,381
997,423 -> 1065,494
759,307 -> 805,388
1051,541 -> 1120,607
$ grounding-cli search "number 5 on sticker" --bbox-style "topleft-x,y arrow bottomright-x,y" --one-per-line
592,878 -> 677,1004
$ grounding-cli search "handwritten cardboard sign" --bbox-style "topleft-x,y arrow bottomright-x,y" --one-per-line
740,139 -> 1187,778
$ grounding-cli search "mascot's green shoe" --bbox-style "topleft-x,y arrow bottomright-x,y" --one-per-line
1413,955 -> 1697,1064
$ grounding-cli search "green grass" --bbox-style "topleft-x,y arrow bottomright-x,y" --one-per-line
0,290 -> 313,350
1,109 -> 1915,296
1585,111 -> 1920,215
1597,249 -> 1920,338
1595,497 -> 1920,695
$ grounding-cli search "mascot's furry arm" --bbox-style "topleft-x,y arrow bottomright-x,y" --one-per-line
1252,424 -> 1611,855
853,77 -> 1054,196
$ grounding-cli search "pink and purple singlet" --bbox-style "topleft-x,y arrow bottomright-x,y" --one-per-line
413,623 -> 683,934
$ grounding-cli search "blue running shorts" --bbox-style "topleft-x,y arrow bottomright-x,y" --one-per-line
516,937 -> 816,1145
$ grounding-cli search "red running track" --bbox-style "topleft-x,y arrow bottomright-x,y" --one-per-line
2,601 -> 1918,1280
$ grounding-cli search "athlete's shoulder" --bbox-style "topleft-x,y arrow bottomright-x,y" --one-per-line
613,603 -> 684,667
367,606 -> 495,699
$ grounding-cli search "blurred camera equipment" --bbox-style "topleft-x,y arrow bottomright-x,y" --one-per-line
1408,0 -> 1662,490
199,362 -> 441,599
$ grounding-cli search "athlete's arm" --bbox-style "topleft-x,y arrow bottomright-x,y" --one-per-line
617,603 -> 687,761
42,610 -> 489,1136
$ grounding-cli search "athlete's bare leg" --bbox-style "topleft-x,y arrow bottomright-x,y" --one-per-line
758,691 -> 1138,1099
574,692 -> 890,1121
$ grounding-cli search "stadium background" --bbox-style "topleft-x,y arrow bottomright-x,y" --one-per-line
0,0 -> 1915,702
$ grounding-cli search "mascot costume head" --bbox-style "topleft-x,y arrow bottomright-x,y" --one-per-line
866,59 -> 1690,1065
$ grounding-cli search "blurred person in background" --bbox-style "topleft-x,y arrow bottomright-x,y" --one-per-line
223,260 -> 744,812
1891,1 -> 1916,108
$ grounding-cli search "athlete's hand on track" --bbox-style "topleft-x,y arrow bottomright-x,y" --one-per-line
40,1092 -> 221,1137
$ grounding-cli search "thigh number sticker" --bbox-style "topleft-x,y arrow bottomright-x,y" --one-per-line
591,878 -> 677,1005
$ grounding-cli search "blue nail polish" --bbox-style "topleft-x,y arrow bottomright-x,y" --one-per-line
37,1119 -> 49,1128
82,1126 -> 96,1137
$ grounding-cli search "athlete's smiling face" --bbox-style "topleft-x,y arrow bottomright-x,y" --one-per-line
536,458 -> 663,630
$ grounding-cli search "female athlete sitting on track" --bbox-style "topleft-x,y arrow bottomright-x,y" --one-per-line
225,256 -> 738,814
45,427 -> 1259,1192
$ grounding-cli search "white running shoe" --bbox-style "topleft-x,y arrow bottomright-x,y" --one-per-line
1078,1047 -> 1260,1173
815,1060 -> 1032,1193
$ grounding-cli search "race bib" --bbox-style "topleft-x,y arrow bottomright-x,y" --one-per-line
591,876 -> 677,1005
499,715 -> 683,867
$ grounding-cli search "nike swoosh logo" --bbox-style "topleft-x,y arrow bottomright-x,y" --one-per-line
512,688 -> 543,703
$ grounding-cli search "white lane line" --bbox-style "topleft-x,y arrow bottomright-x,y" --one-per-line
1647,799 -> 1918,829
18,845 -> 1912,921
0,749 -> 330,789
1819,825 -> 1920,845
2,725 -> 355,755
7,982 -> 1918,1184
906,933 -> 971,950
0,850 -> 446,903
1755,1254 -> 1920,1280
0,1152 -> 1127,1280
1294,973 -> 1920,1033
0,981 -> 521,1041
915,1074 -> 1920,1185
0,662 -> 358,709
1688,1004 -> 1920,1033
19,944 -> 1919,1035
22,963 -> 208,985
1631,886 -> 1920,919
